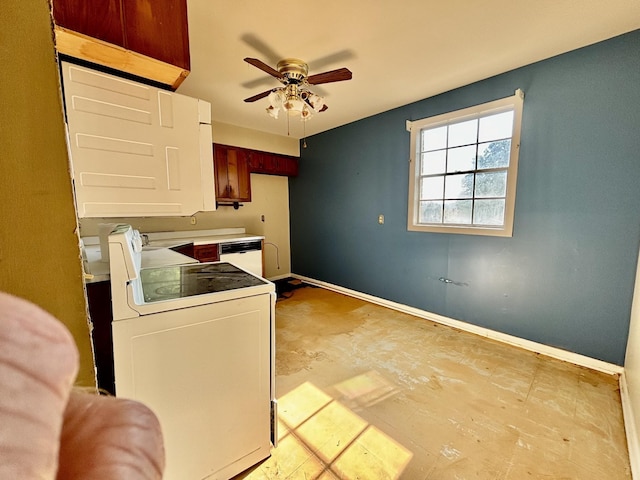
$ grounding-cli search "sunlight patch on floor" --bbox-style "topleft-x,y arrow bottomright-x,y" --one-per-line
253,380 -> 412,479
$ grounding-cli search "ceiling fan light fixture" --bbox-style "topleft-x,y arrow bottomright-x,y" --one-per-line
305,92 -> 325,113
267,89 -> 287,118
266,105 -> 280,118
283,96 -> 305,115
268,89 -> 284,108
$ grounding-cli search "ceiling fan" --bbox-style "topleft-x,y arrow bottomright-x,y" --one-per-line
243,57 -> 352,120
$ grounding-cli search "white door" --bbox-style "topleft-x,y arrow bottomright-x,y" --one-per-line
61,62 -> 215,217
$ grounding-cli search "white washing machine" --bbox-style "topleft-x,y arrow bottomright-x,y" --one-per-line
108,225 -> 276,480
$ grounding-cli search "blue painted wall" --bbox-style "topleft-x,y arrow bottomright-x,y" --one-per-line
289,30 -> 640,366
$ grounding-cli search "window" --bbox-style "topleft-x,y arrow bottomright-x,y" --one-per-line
407,90 -> 524,237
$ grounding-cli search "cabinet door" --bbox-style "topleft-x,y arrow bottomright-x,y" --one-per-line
228,149 -> 251,202
53,0 -> 124,46
247,150 -> 265,171
214,145 -> 230,199
193,244 -> 220,262
61,62 -> 215,217
122,0 -> 190,70
214,145 -> 251,203
279,156 -> 299,176
246,148 -> 299,177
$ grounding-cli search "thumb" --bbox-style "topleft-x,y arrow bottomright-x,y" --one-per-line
0,291 -> 79,479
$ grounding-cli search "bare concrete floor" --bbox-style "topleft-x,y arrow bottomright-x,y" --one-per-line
234,285 -> 631,479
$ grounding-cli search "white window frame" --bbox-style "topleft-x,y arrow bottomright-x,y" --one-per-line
407,90 -> 524,237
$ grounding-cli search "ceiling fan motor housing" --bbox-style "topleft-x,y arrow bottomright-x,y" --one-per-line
277,58 -> 308,84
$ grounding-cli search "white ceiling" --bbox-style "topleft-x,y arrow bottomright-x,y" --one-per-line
177,0 -> 640,140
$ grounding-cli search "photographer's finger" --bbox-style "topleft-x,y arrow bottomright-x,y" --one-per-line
57,392 -> 165,480
0,292 -> 79,480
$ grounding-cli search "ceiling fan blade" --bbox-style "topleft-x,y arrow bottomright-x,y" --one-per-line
307,67 -> 352,85
244,58 -> 283,80
308,49 -> 355,71
244,89 -> 273,103
241,76 -> 278,90
240,34 -> 281,64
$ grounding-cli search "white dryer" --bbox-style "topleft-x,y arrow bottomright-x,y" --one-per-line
108,225 -> 276,480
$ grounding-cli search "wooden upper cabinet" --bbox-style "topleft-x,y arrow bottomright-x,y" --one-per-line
276,155 -> 299,177
212,143 -> 298,207
52,0 -> 124,46
122,0 -> 190,70
248,150 -> 299,177
52,0 -> 190,89
214,144 -> 251,204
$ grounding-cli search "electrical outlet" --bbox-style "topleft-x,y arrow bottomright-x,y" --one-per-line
190,216 -> 197,225
378,214 -> 384,224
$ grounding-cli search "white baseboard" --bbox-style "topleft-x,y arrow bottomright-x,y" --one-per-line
620,373 -> 640,479
292,274 -> 624,376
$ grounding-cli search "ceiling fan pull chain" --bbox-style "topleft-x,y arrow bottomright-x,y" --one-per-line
303,120 -> 307,148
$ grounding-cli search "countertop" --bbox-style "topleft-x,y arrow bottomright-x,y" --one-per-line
143,229 -> 264,249
82,228 -> 263,283
83,245 -> 199,283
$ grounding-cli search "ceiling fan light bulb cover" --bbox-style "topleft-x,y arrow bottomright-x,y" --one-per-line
284,97 -> 305,113
266,105 -> 280,118
307,93 -> 325,112
268,89 -> 284,108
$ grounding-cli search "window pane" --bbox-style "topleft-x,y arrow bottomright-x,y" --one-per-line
444,173 -> 473,199
420,175 -> 444,200
475,171 -> 507,198
447,145 -> 476,173
478,111 -> 513,142
421,126 -> 447,151
477,140 -> 511,169
421,150 -> 446,175
474,199 -> 505,226
444,200 -> 472,224
419,200 -> 443,223
448,119 -> 477,147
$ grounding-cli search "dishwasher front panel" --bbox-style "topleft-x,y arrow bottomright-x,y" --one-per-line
219,240 -> 263,277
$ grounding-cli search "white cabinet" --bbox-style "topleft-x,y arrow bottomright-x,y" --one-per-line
60,62 -> 215,218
